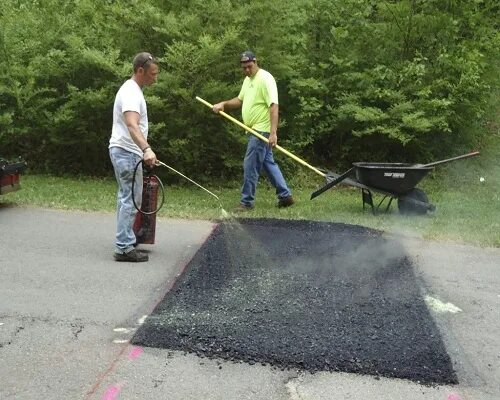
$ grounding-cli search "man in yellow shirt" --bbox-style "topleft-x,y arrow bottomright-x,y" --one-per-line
212,51 -> 294,211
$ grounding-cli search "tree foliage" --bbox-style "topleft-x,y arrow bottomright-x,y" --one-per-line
0,0 -> 498,177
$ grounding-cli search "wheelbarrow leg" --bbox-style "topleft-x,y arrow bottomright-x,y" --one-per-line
374,195 -> 392,214
383,197 -> 395,213
362,189 -> 375,214
362,190 -> 395,215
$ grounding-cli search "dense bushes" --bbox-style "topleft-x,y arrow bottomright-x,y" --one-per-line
0,0 -> 498,178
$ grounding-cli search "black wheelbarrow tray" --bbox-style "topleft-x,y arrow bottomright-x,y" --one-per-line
310,151 -> 479,215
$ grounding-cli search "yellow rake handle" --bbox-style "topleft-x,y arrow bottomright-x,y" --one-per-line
196,96 -> 326,178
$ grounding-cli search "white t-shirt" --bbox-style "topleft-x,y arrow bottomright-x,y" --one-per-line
109,79 -> 148,156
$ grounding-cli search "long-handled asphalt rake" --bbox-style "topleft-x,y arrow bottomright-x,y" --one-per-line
196,96 -> 335,194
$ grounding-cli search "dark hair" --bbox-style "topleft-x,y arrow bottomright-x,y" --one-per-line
133,52 -> 157,73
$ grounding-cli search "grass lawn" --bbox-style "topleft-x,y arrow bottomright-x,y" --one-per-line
3,131 -> 499,248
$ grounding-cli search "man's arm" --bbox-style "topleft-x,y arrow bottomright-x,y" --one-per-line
212,97 -> 242,113
268,103 -> 279,147
124,111 -> 157,166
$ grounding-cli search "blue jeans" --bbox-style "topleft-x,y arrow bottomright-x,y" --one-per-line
109,147 -> 143,253
241,133 -> 292,207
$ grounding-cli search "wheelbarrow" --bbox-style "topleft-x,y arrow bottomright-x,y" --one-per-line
310,151 -> 480,215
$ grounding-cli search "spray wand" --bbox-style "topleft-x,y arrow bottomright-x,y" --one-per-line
155,160 -> 219,201
155,160 -> 229,218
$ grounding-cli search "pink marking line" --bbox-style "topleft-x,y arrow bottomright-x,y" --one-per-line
85,224 -> 218,399
447,393 -> 462,400
102,384 -> 121,400
84,346 -> 128,400
128,346 -> 143,360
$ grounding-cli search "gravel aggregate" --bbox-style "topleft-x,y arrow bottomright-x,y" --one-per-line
132,218 -> 457,384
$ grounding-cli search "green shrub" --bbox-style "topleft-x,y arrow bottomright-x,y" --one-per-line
0,0 -> 498,176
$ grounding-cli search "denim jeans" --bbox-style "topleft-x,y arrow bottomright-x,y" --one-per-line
109,147 -> 143,253
241,133 -> 292,207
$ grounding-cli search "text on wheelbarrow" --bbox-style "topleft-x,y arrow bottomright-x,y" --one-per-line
384,172 -> 406,179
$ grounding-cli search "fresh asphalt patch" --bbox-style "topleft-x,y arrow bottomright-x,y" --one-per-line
132,218 -> 457,385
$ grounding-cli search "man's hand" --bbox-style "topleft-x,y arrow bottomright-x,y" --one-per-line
268,103 -> 279,148
212,98 -> 242,113
143,148 -> 157,167
212,102 -> 225,113
268,132 -> 278,148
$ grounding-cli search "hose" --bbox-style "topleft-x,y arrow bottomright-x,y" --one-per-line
131,159 -> 165,215
131,159 -> 221,215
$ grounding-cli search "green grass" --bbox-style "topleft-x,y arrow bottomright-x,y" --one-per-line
3,132 -> 499,248
3,95 -> 499,248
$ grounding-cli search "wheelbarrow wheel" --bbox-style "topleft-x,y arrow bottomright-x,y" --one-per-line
398,188 -> 434,215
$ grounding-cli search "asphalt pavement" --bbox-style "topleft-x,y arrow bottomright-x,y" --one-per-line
0,206 -> 499,400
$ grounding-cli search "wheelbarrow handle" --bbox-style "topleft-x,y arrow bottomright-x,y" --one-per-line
310,167 -> 356,200
196,96 -> 327,178
421,151 -> 480,168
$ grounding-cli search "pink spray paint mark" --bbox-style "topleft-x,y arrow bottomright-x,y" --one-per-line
447,393 -> 462,400
128,346 -> 143,360
102,384 -> 121,400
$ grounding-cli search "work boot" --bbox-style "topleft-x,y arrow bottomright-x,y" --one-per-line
114,249 -> 149,262
233,203 -> 254,212
277,196 -> 295,208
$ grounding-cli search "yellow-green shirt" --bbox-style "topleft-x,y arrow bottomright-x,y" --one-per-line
238,69 -> 278,132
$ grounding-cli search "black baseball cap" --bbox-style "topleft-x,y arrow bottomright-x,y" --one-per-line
240,51 -> 256,63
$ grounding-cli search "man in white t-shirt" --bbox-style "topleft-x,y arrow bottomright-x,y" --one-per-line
109,52 -> 158,262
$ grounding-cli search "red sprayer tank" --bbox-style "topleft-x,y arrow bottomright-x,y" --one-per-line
133,175 -> 159,244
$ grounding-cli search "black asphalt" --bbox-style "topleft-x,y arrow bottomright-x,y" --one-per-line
132,218 -> 457,385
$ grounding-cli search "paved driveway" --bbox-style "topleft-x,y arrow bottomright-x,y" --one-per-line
0,207 -> 498,399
